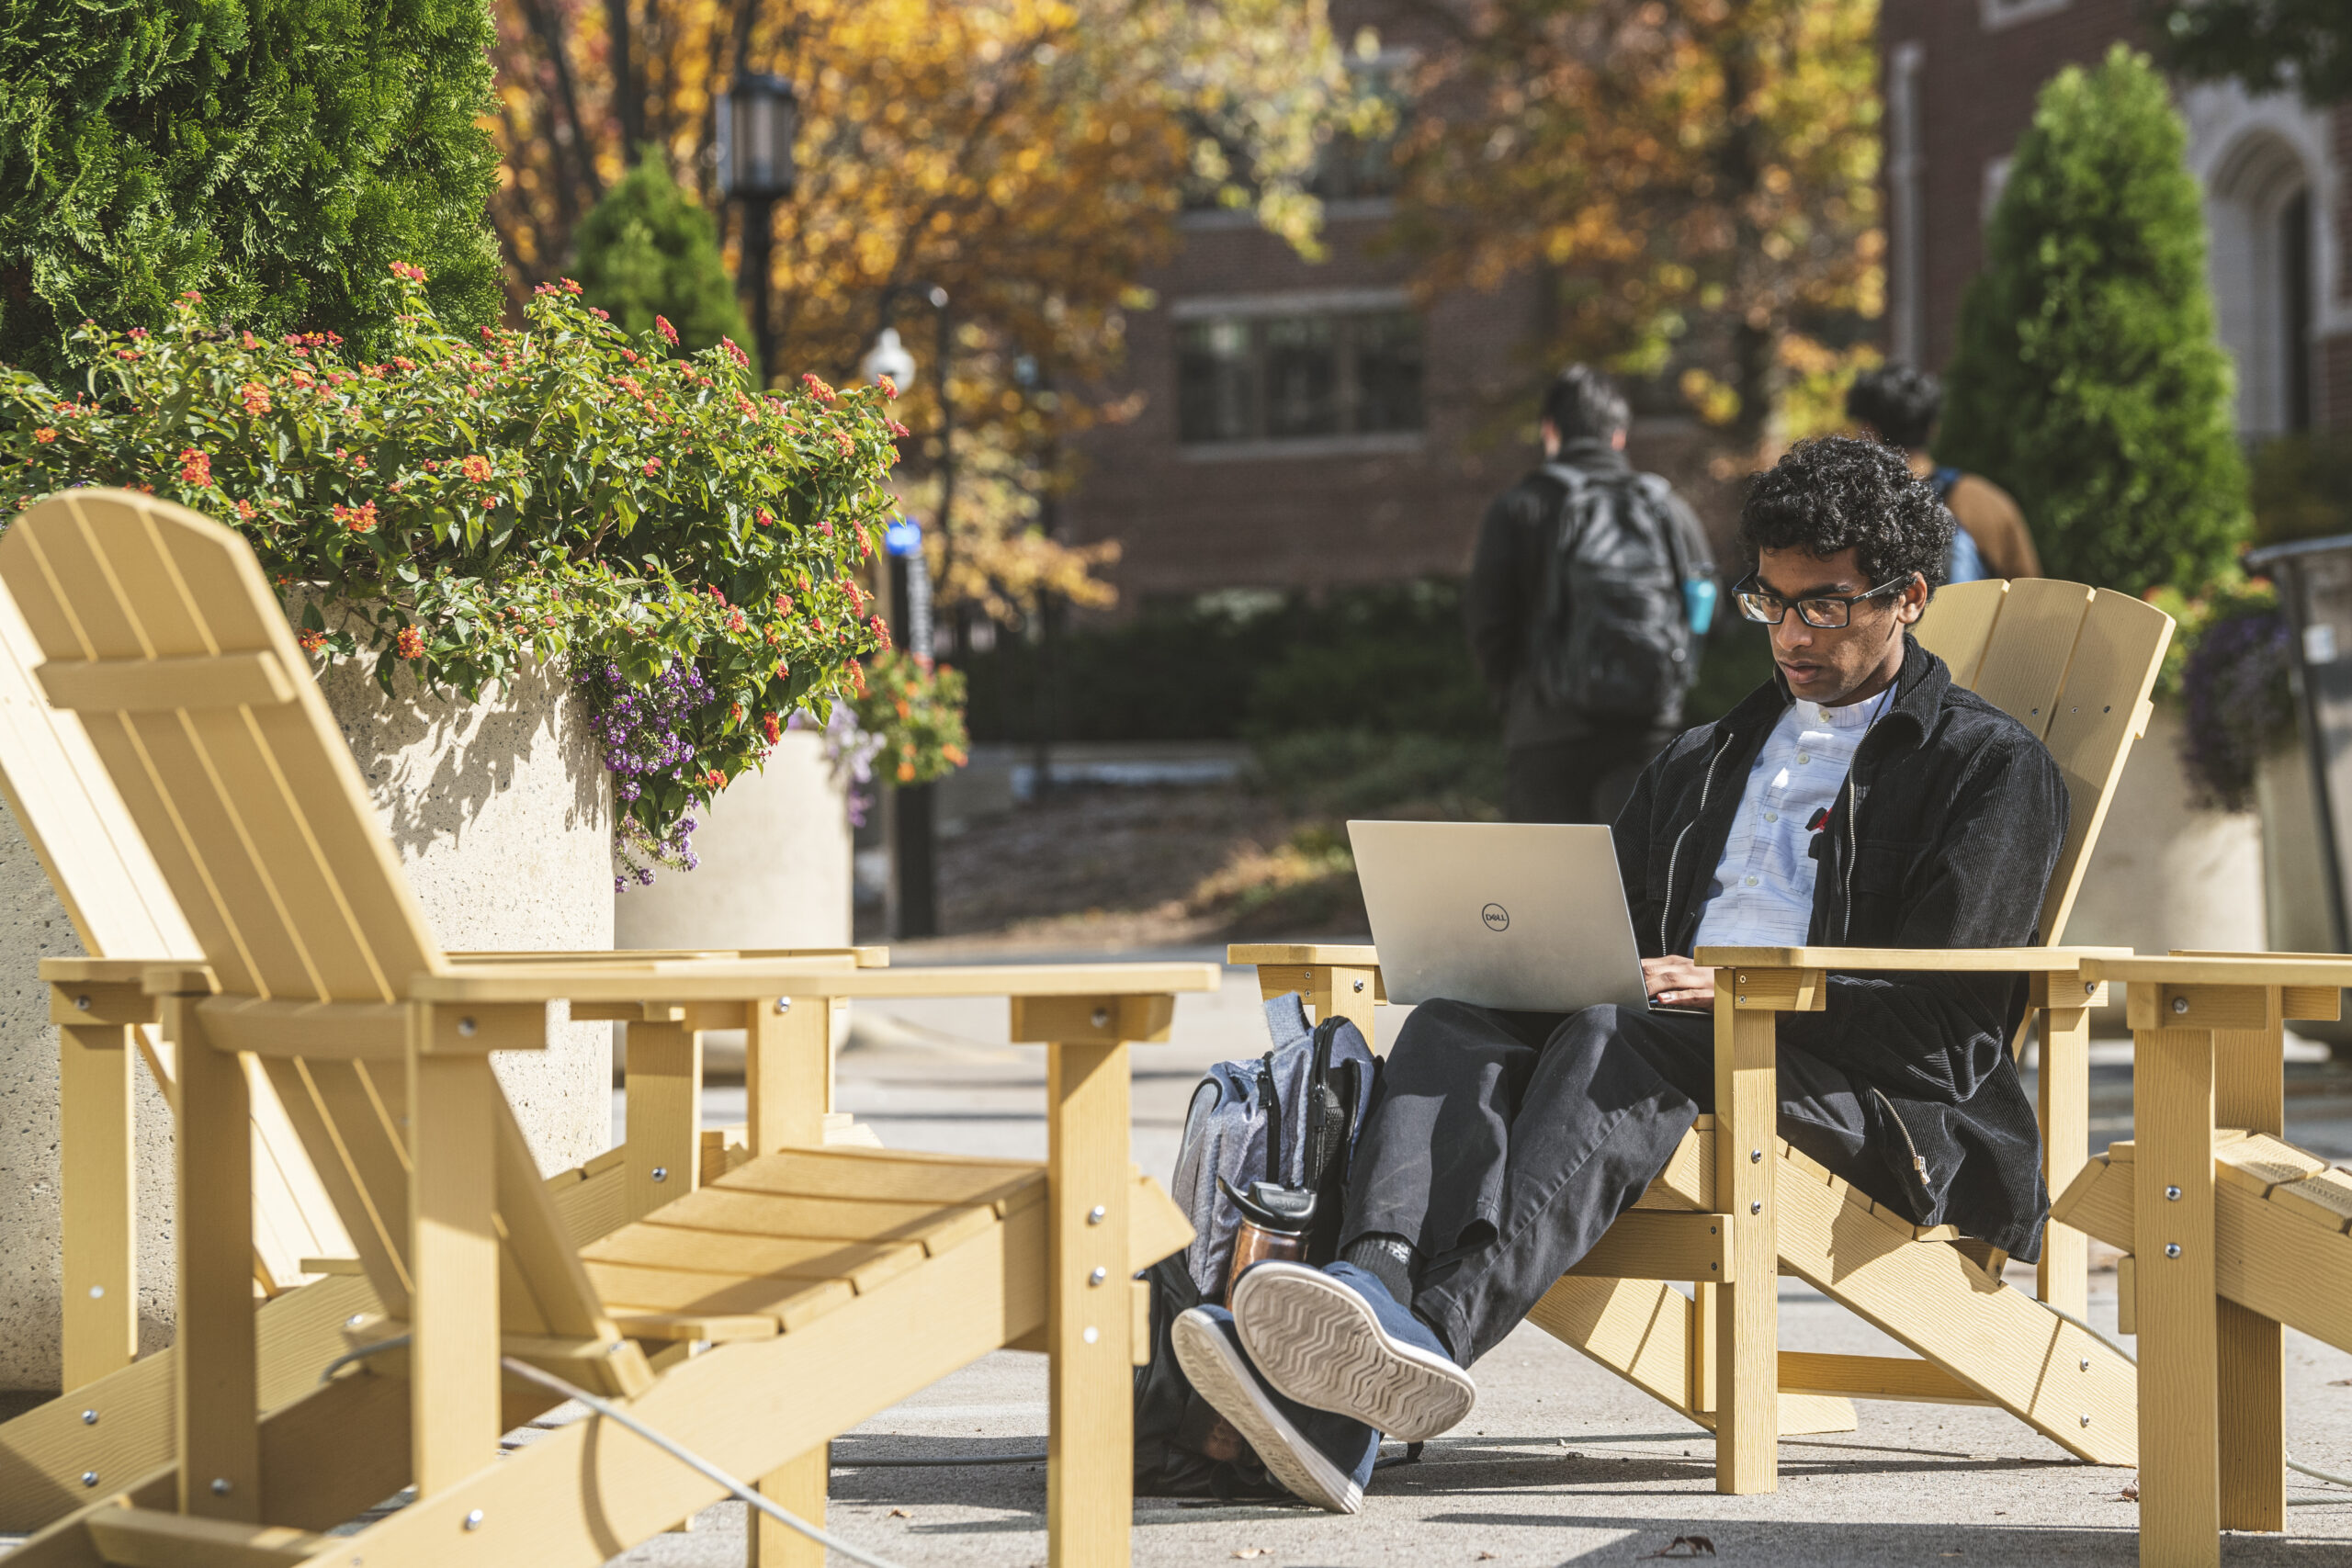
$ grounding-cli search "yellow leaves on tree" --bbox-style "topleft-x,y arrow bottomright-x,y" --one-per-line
1390,0 -> 1882,444
489,0 -> 1374,622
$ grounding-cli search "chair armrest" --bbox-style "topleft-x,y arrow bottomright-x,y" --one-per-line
412,958 -> 1220,1019
2081,953 -> 2352,987
1695,945 -> 2128,976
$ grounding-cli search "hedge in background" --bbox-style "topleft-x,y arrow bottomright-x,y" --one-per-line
571,156 -> 752,359
1939,46 -> 2247,599
0,267 -> 902,878
0,0 -> 503,380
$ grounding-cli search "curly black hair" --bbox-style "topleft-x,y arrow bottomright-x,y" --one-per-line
1737,435 -> 1953,593
1845,364 -> 1943,450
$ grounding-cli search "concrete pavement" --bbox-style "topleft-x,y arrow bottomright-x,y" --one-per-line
600,958 -> 2352,1567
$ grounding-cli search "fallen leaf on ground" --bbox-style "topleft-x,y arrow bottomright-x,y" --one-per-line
888,1507 -> 912,1518
1478,1555 -> 1498,1562
2120,1483 -> 2140,1502
1645,1538 -> 1715,1560
1233,1551 -> 1273,1561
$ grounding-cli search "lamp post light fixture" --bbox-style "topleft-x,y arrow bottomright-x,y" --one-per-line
716,73 -> 799,382
863,286 -> 954,942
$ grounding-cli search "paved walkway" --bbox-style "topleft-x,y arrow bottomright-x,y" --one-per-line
603,959 -> 2352,1567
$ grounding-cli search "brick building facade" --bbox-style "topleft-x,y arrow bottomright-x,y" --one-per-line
1057,0 -> 1560,605
1059,1 -> 2352,609
1882,0 -> 2352,439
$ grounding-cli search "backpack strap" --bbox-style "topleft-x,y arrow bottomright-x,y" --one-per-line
1931,466 -> 1963,502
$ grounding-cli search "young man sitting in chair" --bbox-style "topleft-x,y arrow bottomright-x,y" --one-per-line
1175,435 -> 2069,1512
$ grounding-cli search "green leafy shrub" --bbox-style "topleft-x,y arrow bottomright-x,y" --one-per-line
571,156 -> 752,357
1939,46 -> 2248,598
0,0 -> 503,379
0,268 -> 903,872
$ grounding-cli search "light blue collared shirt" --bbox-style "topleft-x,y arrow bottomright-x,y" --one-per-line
1689,693 -> 1886,952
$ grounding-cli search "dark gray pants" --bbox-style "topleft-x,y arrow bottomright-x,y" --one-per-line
1343,999 -> 1871,1365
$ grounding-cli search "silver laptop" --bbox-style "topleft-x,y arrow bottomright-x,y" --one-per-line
1349,820 -> 1652,1013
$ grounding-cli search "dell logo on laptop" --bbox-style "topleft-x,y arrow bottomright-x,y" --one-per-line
1481,903 -> 1510,932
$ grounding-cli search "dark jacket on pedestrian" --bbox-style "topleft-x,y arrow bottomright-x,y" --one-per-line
1611,634 -> 2069,1258
1466,438 -> 1713,749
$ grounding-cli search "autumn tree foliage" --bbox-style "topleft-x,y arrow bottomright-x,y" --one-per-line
487,0 -> 1374,624
1387,0 -> 1881,445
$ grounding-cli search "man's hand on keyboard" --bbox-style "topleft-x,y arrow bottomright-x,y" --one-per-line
1642,955 -> 1715,1011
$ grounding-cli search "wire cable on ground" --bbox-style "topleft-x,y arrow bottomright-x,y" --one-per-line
496,1357 -> 909,1568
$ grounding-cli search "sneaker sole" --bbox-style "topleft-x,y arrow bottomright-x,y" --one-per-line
1230,1263 -> 1476,1442
1170,1311 -> 1364,1514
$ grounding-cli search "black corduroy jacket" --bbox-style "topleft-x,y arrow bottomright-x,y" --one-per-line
1611,635 -> 2070,1259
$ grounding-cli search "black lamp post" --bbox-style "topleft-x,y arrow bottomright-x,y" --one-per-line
717,73 -> 798,382
861,286 -> 953,941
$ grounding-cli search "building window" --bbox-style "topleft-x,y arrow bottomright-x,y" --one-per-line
1178,310 -> 1424,446
1979,0 -> 2070,28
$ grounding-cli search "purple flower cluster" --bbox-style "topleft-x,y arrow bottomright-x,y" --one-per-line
2178,607 -> 2296,812
581,659 -> 710,889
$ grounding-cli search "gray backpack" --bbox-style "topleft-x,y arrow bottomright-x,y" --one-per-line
1167,993 -> 1379,1298
1134,993 -> 1381,1497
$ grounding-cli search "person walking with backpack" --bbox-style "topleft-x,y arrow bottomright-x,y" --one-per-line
1847,364 -> 2040,584
1467,365 -> 1716,825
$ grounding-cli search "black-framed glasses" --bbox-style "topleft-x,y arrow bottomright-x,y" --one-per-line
1734,573 -> 1914,629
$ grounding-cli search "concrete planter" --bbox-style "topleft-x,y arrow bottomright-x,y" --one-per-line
613,728 -> 852,952
2064,701 -> 2267,1027
317,656 -> 614,1175
0,652 -> 613,1391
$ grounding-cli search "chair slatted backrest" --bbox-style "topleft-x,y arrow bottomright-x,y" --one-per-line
0,581 -> 352,1285
1916,579 -> 2174,944
0,491 -> 609,1338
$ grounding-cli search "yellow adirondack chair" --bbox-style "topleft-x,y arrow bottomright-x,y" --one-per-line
1235,577 -> 2174,1493
2055,952 -> 2351,1568
0,563 -> 886,1538
0,490 -> 1209,1568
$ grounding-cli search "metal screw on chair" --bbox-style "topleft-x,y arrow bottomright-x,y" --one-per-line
2084,982 -> 2096,996
2080,1415 -> 2092,1427
210,1478 -> 232,1496
346,1314 -> 367,1329
651,1167 -> 668,1183
1750,1149 -> 1762,1163
2165,1186 -> 2181,1201
74,995 -> 89,1010
1750,1201 -> 1762,1214
1082,1326 -> 1099,1345
464,1509 -> 484,1531
775,997 -> 792,1014
2172,996 -> 2189,1016
457,1017 -> 478,1038
1353,978 -> 1365,992
88,1285 -> 103,1300
1091,1007 -> 1110,1028
2079,1359 -> 2091,1372
1090,1268 -> 1108,1285
2165,1243 -> 2182,1258
81,1409 -> 96,1426
81,1472 -> 96,1488
1087,1204 -> 1106,1224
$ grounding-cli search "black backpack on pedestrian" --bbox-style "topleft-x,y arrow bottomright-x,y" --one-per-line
1132,995 -> 1379,1498
1528,463 -> 1699,718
